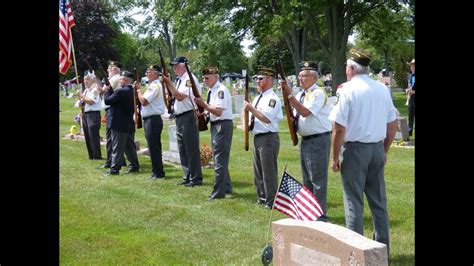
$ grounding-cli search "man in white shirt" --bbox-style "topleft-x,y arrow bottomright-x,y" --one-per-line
194,66 -> 234,200
281,60 -> 332,221
328,48 -> 398,256
243,67 -> 283,209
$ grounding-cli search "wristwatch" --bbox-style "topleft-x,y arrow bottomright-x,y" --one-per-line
287,94 -> 294,100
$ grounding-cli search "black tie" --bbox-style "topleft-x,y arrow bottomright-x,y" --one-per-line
206,89 -> 211,104
249,93 -> 263,131
294,90 -> 306,132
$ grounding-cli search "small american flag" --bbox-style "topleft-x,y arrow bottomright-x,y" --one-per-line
274,171 -> 324,221
59,0 -> 75,74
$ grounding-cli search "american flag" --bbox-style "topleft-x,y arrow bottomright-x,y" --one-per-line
274,171 -> 324,221
59,0 -> 75,74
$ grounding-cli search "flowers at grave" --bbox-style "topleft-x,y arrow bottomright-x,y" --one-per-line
200,143 -> 213,166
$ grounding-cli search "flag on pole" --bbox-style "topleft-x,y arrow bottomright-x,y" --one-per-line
274,171 -> 324,221
59,0 -> 75,74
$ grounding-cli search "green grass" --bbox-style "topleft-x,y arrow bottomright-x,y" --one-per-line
60,91 -> 414,265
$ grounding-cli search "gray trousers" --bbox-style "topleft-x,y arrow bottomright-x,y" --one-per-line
340,141 -> 390,254
175,111 -> 202,183
210,120 -> 233,198
144,115 -> 165,177
105,109 -> 126,167
300,133 -> 331,217
253,133 -> 280,205
84,111 -> 102,159
110,128 -> 139,173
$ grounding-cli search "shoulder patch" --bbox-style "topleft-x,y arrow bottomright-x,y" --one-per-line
185,80 -> 192,87
218,90 -> 224,99
269,99 -> 276,108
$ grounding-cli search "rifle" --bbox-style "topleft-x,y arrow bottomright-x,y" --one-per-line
95,58 -> 111,88
158,48 -> 173,114
275,56 -> 298,146
244,72 -> 250,151
133,68 -> 143,129
184,61 -> 208,131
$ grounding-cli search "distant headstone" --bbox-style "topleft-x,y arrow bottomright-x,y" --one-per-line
272,218 -> 388,266
395,117 -> 409,141
162,125 -> 180,164
233,94 -> 244,118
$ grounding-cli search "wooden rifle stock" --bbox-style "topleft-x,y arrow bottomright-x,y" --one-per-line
133,68 -> 143,129
158,48 -> 173,114
95,58 -> 111,88
244,73 -> 250,151
276,58 -> 298,146
184,61 -> 208,131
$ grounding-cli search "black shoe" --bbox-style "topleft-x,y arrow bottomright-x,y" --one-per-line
124,169 -> 139,174
404,138 -> 410,141
208,195 -> 224,200
102,171 -> 119,176
177,180 -> 190,185
264,201 -> 274,209
184,181 -> 202,187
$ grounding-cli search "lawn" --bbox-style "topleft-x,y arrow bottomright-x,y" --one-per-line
59,91 -> 414,265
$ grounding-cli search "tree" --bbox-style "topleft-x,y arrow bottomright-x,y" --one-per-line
68,0 -> 120,79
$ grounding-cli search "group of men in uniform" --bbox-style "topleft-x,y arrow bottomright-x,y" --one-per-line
75,48 -> 398,255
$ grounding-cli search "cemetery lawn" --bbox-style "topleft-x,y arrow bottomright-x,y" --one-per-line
60,91 -> 414,265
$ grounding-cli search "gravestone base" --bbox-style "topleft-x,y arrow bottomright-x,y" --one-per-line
163,124 -> 181,165
272,219 -> 387,266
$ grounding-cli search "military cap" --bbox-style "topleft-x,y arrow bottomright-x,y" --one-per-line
108,61 -> 123,69
298,61 -> 318,71
202,66 -> 219,75
407,59 -> 415,65
147,64 -> 162,73
84,70 -> 96,79
170,56 -> 188,65
257,66 -> 275,77
348,48 -> 372,66
120,70 -> 134,79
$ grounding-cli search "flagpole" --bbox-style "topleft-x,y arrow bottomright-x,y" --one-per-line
265,162 -> 288,245
70,34 -> 84,135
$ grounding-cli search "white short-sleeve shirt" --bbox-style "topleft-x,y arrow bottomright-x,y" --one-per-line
294,83 -> 332,136
252,88 -> 283,134
173,72 -> 201,115
84,83 -> 102,112
141,79 -> 165,117
328,74 -> 397,143
208,81 -> 233,121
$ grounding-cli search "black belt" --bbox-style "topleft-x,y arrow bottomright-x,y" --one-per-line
143,114 -> 161,120
174,110 -> 193,118
85,110 -> 101,114
210,119 -> 232,125
302,131 -> 332,140
255,132 -> 277,137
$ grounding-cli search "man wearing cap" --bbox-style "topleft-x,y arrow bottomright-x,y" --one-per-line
328,48 -> 398,255
243,67 -> 283,209
161,56 -> 203,186
134,64 -> 166,179
102,71 -> 140,176
77,71 -> 103,160
97,61 -> 127,170
280,61 -> 332,221
406,59 -> 415,140
194,66 -> 233,199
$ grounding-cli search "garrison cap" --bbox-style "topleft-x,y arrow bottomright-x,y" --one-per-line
147,64 -> 162,72
257,66 -> 275,77
202,66 -> 219,75
108,61 -> 123,69
298,61 -> 318,71
120,70 -> 134,79
407,59 -> 415,65
170,56 -> 188,65
348,48 -> 372,66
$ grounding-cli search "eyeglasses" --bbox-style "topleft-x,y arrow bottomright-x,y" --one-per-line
298,75 -> 314,78
255,77 -> 267,81
203,77 -> 211,80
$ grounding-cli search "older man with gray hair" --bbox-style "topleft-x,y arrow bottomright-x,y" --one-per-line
102,71 -> 140,176
280,60 -> 332,222
329,48 -> 398,256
